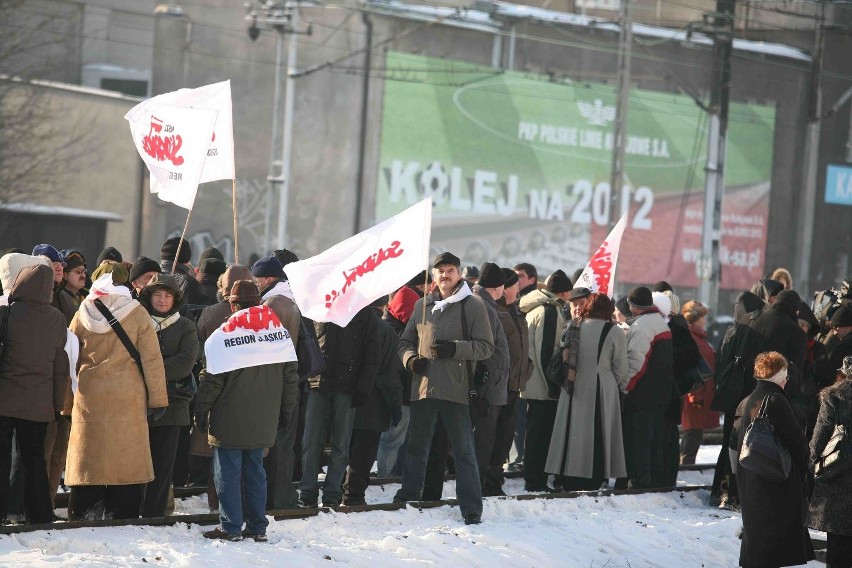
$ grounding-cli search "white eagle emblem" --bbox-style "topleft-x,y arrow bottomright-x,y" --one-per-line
577,99 -> 616,127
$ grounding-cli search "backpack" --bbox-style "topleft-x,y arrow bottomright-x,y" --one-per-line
296,316 -> 325,383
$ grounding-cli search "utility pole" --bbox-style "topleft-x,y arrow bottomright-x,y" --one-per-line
697,0 -> 735,311
608,0 -> 634,230
795,1 -> 826,298
277,6 -> 299,250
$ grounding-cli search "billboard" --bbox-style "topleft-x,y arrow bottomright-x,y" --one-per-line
375,51 -> 777,291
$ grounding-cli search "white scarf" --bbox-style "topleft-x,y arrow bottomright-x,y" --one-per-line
151,311 -> 181,333
262,280 -> 295,302
432,281 -> 473,313
764,368 -> 788,387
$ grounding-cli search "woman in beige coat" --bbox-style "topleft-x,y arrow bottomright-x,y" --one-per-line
65,272 -> 168,520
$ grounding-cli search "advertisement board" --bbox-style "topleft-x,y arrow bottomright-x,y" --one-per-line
375,51 -> 776,290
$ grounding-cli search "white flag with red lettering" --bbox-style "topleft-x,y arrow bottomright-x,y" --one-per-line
205,305 -> 298,375
125,80 -> 235,209
573,212 -> 629,297
286,198 -> 433,327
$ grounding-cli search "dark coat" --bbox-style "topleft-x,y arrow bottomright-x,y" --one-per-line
384,311 -> 412,405
198,276 -> 218,306
472,285 -> 510,406
197,301 -> 232,347
732,380 -> 814,568
812,333 -> 852,390
497,299 -> 533,392
747,303 -> 807,380
0,265 -> 70,422
52,281 -> 78,325
808,379 -> 852,535
309,306 -> 380,398
159,261 -> 208,306
354,315 -> 403,432
624,309 -> 674,413
151,316 -> 199,427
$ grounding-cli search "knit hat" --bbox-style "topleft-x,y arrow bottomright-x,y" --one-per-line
199,246 -> 224,263
129,257 -> 162,283
627,286 -> 654,309
615,296 -> 632,318
273,249 -> 299,267
251,256 -> 284,278
831,304 -> 852,328
502,268 -> 519,288
199,258 -> 227,278
461,266 -> 480,281
32,244 -> 61,264
652,291 -> 671,317
433,252 -> 461,268
92,260 -> 129,285
545,270 -> 572,294
0,253 -> 51,292
841,356 -> 852,377
61,250 -> 86,272
652,281 -> 673,293
160,237 -> 192,264
228,280 -> 261,304
568,287 -> 591,301
96,246 -> 123,265
478,262 -> 505,288
663,290 -> 680,315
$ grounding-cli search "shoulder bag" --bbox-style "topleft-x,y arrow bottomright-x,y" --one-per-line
93,299 -> 144,377
296,316 -> 325,383
0,305 -> 9,361
458,297 -> 487,398
814,422 -> 852,483
738,394 -> 792,482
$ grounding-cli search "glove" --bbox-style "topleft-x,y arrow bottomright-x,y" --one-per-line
194,412 -> 208,432
409,357 -> 431,375
430,339 -> 456,360
351,392 -> 367,408
561,379 -> 575,397
473,362 -> 489,386
390,406 -> 403,427
148,407 -> 167,422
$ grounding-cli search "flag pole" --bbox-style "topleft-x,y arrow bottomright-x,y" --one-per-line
418,264 -> 429,357
232,179 -> 239,264
171,207 -> 194,276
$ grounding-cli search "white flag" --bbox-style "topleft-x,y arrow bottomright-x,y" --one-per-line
205,305 -> 298,375
573,212 -> 629,297
125,102 -> 218,209
286,198 -> 433,327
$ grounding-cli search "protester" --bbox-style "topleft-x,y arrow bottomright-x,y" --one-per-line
342,296 -> 403,506
461,266 -> 480,287
513,263 -> 538,298
0,265 -> 70,524
622,286 -> 674,489
808,356 -> 852,568
792,301 -> 824,437
197,258 -> 226,306
747,289 -> 806,388
96,247 -> 122,266
731,351 -> 813,568
60,250 -> 88,306
194,280 -> 299,542
65,273 -> 168,520
567,287 -> 591,318
129,257 -> 163,298
393,252 -> 493,525
510,261 -> 538,470
545,293 -> 628,491
679,300 -> 719,465
138,274 -> 199,518
159,237 -> 206,305
813,304 -> 852,392
518,269 -> 569,492
32,244 -> 76,323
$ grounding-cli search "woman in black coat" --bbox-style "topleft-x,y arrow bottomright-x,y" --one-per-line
731,351 -> 814,568
808,355 -> 852,568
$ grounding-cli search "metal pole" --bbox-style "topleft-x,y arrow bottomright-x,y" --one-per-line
353,13 -> 373,235
276,4 -> 298,250
795,2 -> 825,297
265,28 -> 285,254
608,0 -> 633,230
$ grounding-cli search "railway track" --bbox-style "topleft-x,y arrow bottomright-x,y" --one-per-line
2,484 -> 712,535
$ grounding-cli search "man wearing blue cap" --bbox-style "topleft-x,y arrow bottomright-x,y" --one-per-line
32,244 -> 76,323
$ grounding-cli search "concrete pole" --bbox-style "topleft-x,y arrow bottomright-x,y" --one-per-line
608,0 -> 633,230
265,29 -> 285,253
276,5 -> 299,250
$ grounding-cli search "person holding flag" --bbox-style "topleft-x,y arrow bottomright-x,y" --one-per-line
194,280 -> 299,542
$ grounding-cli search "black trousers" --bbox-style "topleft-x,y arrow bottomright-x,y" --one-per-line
486,390 -> 520,491
471,398 -> 499,489
142,425 -> 180,518
171,424 -> 192,487
422,418 -> 450,501
827,532 -> 852,568
69,484 -> 144,520
343,428 -> 382,505
0,416 -> 52,524
524,399 -> 558,489
292,381 -> 309,482
711,410 -> 738,500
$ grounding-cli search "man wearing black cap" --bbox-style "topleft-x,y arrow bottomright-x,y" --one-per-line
394,251 -> 494,525
251,255 -> 302,509
461,266 -> 480,287
60,250 -> 89,307
160,237 -> 207,306
517,269 -> 570,492
622,286 -> 674,488
567,287 -> 592,318
130,257 -> 163,299
813,304 -> 852,388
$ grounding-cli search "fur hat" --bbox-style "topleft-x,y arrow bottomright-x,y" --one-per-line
160,237 -> 192,264
652,291 -> 672,317
841,356 -> 852,377
478,262 -> 505,288
129,257 -> 162,283
61,250 -> 86,272
0,253 -> 51,292
228,280 -> 261,304
627,286 -> 654,309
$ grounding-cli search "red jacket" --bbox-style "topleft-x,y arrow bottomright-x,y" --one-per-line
681,324 -> 721,430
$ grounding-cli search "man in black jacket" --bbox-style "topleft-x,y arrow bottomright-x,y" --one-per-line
298,306 -> 380,508
746,289 -> 806,385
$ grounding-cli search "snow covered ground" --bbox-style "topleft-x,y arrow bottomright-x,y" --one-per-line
0,446 -> 824,567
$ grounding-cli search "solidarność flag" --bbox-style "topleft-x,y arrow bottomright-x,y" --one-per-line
573,212 -> 629,298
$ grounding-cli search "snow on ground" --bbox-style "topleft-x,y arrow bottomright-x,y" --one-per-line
0,446 -> 823,567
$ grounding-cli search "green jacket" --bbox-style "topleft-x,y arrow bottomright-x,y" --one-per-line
150,315 -> 199,427
196,361 -> 298,449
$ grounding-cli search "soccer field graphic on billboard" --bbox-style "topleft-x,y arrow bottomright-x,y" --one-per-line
375,51 -> 776,291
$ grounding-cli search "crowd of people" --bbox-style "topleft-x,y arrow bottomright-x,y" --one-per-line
0,238 -> 850,564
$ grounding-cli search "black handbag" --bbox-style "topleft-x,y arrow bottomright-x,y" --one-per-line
738,395 -> 792,482
296,316 -> 325,383
0,305 -> 9,361
167,374 -> 197,401
814,423 -> 852,483
545,344 -> 566,399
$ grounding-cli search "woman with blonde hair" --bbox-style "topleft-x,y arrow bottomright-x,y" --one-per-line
731,351 -> 813,567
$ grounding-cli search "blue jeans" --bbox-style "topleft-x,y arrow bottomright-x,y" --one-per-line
394,399 -> 482,518
213,447 -> 268,535
376,406 -> 411,478
299,389 -> 356,505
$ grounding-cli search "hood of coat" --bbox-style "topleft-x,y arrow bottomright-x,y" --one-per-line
9,264 -> 53,304
138,273 -> 185,316
518,288 -> 559,314
388,285 -> 419,324
797,301 -> 820,338
76,294 -> 142,334
217,265 -> 252,301
734,291 -> 764,321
